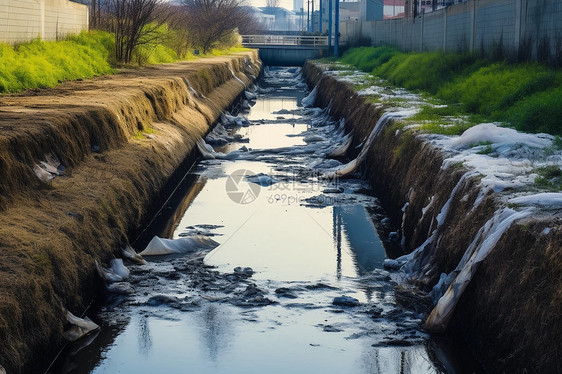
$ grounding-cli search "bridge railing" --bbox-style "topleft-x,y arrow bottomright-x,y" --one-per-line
241,35 -> 330,47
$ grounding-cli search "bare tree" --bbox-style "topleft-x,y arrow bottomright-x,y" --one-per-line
104,0 -> 169,63
181,0 -> 259,54
265,0 -> 280,8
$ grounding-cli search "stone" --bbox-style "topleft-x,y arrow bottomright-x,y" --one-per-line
332,296 -> 360,307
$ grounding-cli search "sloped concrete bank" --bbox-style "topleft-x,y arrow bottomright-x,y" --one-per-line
0,52 -> 260,373
304,62 -> 562,373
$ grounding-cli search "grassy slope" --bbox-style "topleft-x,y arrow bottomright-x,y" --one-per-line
0,30 -> 251,94
339,47 -> 562,135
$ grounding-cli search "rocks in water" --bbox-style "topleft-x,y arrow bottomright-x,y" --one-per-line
232,284 -> 276,307
388,231 -> 400,241
305,283 -> 338,290
372,339 -> 415,347
332,296 -> 360,307
322,187 -> 345,194
275,287 -> 298,299
322,325 -> 343,333
146,294 -> 181,306
106,282 -> 134,295
365,306 -> 383,318
234,266 -> 254,277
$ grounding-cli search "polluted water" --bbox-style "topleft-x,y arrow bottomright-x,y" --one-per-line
48,67 -> 482,374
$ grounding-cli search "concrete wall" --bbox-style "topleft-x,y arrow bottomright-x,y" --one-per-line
259,46 -> 330,66
345,0 -> 562,60
0,0 -> 88,43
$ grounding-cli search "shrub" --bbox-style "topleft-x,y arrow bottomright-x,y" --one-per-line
504,86 -> 562,135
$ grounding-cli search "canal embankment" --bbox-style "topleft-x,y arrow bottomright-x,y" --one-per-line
0,52 -> 260,373
303,61 -> 562,373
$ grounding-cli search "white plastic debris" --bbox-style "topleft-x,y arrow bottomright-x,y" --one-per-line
302,85 -> 318,107
323,111 -> 414,179
33,153 -> 64,182
508,193 -> 562,207
95,260 -> 125,283
327,135 -> 352,158
109,259 -> 130,280
63,311 -> 99,341
122,245 -> 146,265
196,138 -> 243,160
244,90 -> 257,100
450,123 -> 551,150
139,235 -> 219,256
425,208 -> 534,332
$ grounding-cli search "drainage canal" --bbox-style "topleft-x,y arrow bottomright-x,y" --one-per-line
48,67 -> 480,374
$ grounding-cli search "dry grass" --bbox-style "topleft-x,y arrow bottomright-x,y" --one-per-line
0,51 -> 260,373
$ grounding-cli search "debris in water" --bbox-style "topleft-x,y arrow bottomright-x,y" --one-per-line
95,260 -> 126,283
63,311 -> 100,341
110,259 -> 130,280
139,235 -> 219,256
245,173 -> 277,187
122,245 -> 147,265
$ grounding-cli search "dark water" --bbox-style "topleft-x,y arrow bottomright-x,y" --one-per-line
48,67 -> 481,374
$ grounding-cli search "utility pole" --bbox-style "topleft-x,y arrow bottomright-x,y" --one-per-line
307,0 -> 310,32
319,0 -> 323,33
310,0 -> 314,32
334,0 -> 339,56
328,0 -> 332,49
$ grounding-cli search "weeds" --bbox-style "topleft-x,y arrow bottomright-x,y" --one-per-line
338,46 -> 562,136
534,165 -> 562,190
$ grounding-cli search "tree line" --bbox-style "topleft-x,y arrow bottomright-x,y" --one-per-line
77,0 -> 263,63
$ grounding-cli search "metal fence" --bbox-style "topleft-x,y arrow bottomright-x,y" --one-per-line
242,35 -> 330,47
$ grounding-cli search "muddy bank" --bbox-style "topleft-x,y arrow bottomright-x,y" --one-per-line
0,52 -> 260,373
303,62 -> 562,373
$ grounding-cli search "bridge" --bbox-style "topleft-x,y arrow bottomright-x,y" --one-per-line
241,35 -> 344,66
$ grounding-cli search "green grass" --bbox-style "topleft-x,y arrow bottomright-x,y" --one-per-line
337,46 -> 562,135
534,165 -> 562,190
0,31 -> 114,93
0,27 -> 250,94
340,46 -> 401,73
